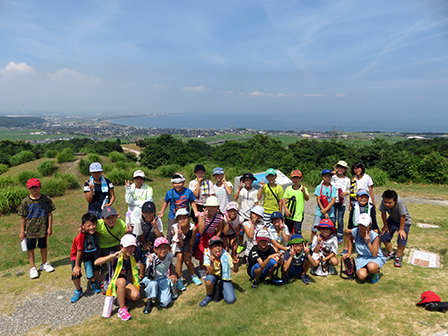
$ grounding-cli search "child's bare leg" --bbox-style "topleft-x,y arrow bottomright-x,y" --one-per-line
396,244 -> 405,258
302,260 -> 311,274
176,253 -> 183,278
205,279 -> 214,296
223,236 -> 229,252
366,262 -> 380,275
73,278 -> 81,290
40,247 -> 48,264
184,252 -> 196,276
230,237 -> 237,259
116,278 -> 127,308
356,267 -> 368,280
310,231 -> 316,243
199,259 -> 205,270
125,283 -> 140,302
139,263 -> 145,278
27,249 -> 36,268
92,270 -> 100,283
383,242 -> 394,253
253,267 -> 264,280
329,257 -> 339,266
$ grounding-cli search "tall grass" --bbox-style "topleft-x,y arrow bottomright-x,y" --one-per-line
0,176 -> 18,189
17,170 -> 42,186
55,173 -> 79,189
0,186 -> 29,214
37,160 -> 56,176
109,151 -> 127,162
9,150 -> 35,166
56,148 -> 75,163
0,163 -> 9,175
40,177 -> 68,197
45,150 -> 58,158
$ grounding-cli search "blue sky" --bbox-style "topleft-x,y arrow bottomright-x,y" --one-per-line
0,0 -> 447,131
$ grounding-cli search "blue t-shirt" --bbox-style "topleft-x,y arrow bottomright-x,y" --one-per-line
165,188 -> 196,219
314,183 -> 337,218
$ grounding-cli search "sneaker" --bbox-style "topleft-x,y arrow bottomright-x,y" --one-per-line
176,279 -> 186,291
236,245 -> 245,254
143,300 -> 154,314
252,279 -> 259,288
39,262 -> 54,273
337,236 -> 343,244
329,265 -> 336,275
199,295 -> 213,307
170,281 -> 179,300
340,249 -> 348,256
198,269 -> 206,279
371,273 -> 380,284
191,275 -> 202,286
118,307 -> 132,321
301,274 -> 310,285
71,288 -> 83,303
385,251 -> 396,261
91,281 -> 101,294
30,267 -> 39,279
394,256 -> 402,267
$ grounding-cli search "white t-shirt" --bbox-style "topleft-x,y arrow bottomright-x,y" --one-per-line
237,188 -> 258,220
214,182 -> 233,212
331,175 -> 351,205
356,174 -> 374,191
268,225 -> 290,245
242,220 -> 266,257
225,213 -> 244,235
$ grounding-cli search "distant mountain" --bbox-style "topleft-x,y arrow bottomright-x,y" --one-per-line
0,116 -> 46,127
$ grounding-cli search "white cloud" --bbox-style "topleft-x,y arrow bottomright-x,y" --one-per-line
47,68 -> 100,84
0,62 -> 34,76
238,92 -> 246,95
153,84 -> 171,89
303,94 -> 326,97
181,85 -> 210,92
249,91 -> 292,97
334,93 -> 347,97
249,90 -> 265,96
224,90 -> 234,94
276,93 -> 287,97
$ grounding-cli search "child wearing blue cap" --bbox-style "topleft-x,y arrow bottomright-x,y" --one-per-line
283,234 -> 313,284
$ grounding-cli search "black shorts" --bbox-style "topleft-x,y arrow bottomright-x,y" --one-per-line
26,237 -> 47,250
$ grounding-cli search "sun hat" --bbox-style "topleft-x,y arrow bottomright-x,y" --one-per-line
317,218 -> 336,233
212,167 -> 225,175
250,205 -> 265,217
270,211 -> 284,221
171,173 -> 185,183
321,169 -> 332,176
334,160 -> 349,169
240,173 -> 257,181
89,162 -> 103,172
357,213 -> 372,227
133,170 -> 146,179
154,237 -> 170,248
209,236 -> 224,247
226,202 -> 239,211
256,229 -> 271,242
287,234 -> 307,246
265,168 -> 277,176
204,196 -> 219,207
175,208 -> 189,218
142,201 -> 156,213
290,170 -> 303,178
356,189 -> 370,197
27,178 -> 41,189
120,234 -> 137,248
416,291 -> 441,306
102,206 -> 118,219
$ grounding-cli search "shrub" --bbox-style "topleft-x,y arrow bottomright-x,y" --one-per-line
40,177 -> 67,197
106,168 -> 130,186
9,150 -> 35,166
37,160 -> 56,176
18,170 -> 42,186
124,152 -> 138,162
304,169 -> 323,187
0,176 -> 18,189
78,158 -> 91,176
0,186 -> 29,214
109,151 -> 127,163
87,153 -> 102,163
0,163 -> 8,175
45,150 -> 58,158
158,164 -> 182,178
56,173 -> 79,189
366,167 -> 389,186
56,148 -> 75,163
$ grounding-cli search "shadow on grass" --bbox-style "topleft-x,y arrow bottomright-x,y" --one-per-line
51,256 -> 71,268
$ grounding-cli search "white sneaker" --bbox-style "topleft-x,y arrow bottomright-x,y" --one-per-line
198,269 -> 206,279
30,267 -> 39,279
39,262 -> 54,273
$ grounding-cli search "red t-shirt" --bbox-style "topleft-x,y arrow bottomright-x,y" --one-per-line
70,232 -> 85,261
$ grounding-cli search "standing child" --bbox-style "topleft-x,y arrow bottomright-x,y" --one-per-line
350,161 -> 375,208
70,213 -> 102,302
268,212 -> 290,253
212,167 -> 233,213
309,219 -> 339,277
18,178 -> 56,279
84,162 -> 115,220
379,190 -> 412,268
283,234 -> 314,285
171,208 -> 202,289
343,214 -> 386,283
257,168 -> 284,226
311,169 -> 337,242
283,170 -> 309,234
125,170 -> 153,227
222,202 -> 244,260
141,237 -> 177,314
189,164 -> 215,224
199,236 -> 239,307
158,173 -> 198,243
95,234 -> 140,321
194,196 -> 224,279
331,161 -> 351,244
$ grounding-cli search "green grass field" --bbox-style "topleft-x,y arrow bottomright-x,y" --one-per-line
1,160 -> 447,335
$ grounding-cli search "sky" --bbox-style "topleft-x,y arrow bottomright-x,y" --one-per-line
0,0 -> 447,131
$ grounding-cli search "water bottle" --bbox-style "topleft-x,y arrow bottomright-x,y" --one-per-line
21,237 -> 27,252
101,196 -> 108,210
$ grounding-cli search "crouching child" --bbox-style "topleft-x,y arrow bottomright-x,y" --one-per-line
199,236 -> 239,307
309,219 -> 339,277
283,234 -> 313,285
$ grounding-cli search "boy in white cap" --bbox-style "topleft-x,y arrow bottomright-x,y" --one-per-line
125,169 -> 153,227
84,162 -> 115,219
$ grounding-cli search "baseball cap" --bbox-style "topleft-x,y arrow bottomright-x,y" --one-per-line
250,205 -> 265,217
321,169 -> 332,176
226,202 -> 239,211
416,291 -> 441,306
240,173 -> 257,181
102,206 -> 118,219
287,234 -> 307,246
120,234 -> 137,248
317,218 -> 336,233
265,168 -> 276,176
212,167 -> 225,175
357,213 -> 372,227
270,211 -> 284,221
171,173 -> 185,183
89,162 -> 103,172
290,170 -> 303,178
133,170 -> 146,179
175,208 -> 189,218
142,201 -> 156,213
154,237 -> 170,248
27,178 -> 41,189
256,229 -> 271,242
356,189 -> 370,197
209,236 -> 224,247
204,196 -> 219,207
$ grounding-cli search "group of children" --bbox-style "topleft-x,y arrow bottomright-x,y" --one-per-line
18,161 -> 412,321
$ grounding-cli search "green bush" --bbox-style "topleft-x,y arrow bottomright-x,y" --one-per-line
0,163 -> 8,175
304,169 -> 323,187
45,150 -> 58,158
18,170 -> 42,186
106,168 -> 130,185
109,151 -> 127,163
9,150 -> 35,166
366,167 -> 389,186
78,158 -> 90,176
37,160 -> 56,176
87,153 -> 102,163
40,177 -> 67,197
0,176 -> 18,189
158,164 -> 181,178
56,148 -> 75,163
55,173 -> 79,189
0,186 -> 29,214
